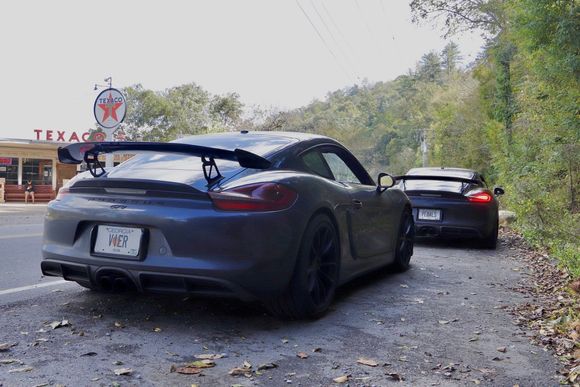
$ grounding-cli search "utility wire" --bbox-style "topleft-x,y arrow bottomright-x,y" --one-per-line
309,0 -> 359,80
295,0 -> 355,83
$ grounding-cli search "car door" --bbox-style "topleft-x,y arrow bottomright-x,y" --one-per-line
318,148 -> 397,259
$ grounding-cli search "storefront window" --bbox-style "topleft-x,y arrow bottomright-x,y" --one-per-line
0,158 -> 18,184
22,158 -> 53,185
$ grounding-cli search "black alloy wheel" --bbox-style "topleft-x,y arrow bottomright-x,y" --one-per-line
267,214 -> 339,319
393,209 -> 415,271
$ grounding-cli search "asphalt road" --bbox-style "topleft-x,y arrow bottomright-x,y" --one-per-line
0,207 -> 562,386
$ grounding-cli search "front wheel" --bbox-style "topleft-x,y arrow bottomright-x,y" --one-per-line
267,214 -> 340,320
392,208 -> 415,272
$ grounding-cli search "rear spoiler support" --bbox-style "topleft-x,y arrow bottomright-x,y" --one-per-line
58,142 -> 272,183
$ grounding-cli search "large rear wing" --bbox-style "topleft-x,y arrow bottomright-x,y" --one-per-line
58,142 -> 272,183
394,175 -> 481,185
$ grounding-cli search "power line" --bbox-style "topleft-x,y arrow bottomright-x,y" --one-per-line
309,0 -> 359,79
295,0 -> 355,83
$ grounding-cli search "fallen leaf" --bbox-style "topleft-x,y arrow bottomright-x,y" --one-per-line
113,367 -> 133,376
297,352 -> 309,359
0,342 -> 16,351
114,321 -> 124,328
387,372 -> 404,381
357,357 -> 378,367
400,284 -> 409,288
33,383 -> 49,387
189,359 -> 215,368
0,359 -> 21,364
243,360 -> 252,369
468,337 -> 479,342
438,320 -> 450,325
313,347 -> 322,352
171,365 -> 204,375
195,353 -> 225,360
491,357 -> 502,361
497,346 -> 507,353
112,360 -> 123,365
48,320 -> 70,330
333,375 -> 349,383
257,363 -> 278,370
229,361 -> 252,377
153,327 -> 162,332
281,338 -> 289,344
80,352 -> 97,357
8,366 -> 33,373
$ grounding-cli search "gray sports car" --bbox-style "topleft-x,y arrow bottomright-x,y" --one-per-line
396,167 -> 504,249
41,131 -> 414,318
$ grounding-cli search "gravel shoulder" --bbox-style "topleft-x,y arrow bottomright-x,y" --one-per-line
0,235 -> 565,386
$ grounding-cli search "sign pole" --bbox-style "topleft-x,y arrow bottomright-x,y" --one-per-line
93,85 -> 127,170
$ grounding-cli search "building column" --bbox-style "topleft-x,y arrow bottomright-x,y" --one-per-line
52,159 -> 57,190
17,157 -> 23,186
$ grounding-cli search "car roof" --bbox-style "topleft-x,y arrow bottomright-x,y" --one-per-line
175,131 -> 331,156
406,167 -> 477,179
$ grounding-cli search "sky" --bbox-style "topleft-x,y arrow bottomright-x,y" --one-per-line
0,0 -> 484,139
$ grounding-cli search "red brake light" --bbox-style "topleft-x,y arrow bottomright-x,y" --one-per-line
467,191 -> 492,203
209,183 -> 298,211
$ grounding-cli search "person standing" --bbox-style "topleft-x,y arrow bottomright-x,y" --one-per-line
25,180 -> 35,203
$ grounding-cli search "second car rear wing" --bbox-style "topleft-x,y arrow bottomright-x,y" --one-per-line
394,175 -> 481,185
58,142 -> 272,183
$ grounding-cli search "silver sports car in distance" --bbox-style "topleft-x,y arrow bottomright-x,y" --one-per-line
42,131 -> 414,318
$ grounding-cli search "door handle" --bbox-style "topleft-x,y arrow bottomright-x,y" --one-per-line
352,199 -> 363,209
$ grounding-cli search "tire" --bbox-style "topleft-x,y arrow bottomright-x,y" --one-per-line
480,220 -> 498,249
267,214 -> 340,320
392,208 -> 415,272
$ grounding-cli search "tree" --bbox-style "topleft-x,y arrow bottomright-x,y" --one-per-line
417,52 -> 443,83
441,42 -> 462,75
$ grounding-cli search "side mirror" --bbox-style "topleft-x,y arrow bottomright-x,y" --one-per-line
494,187 -> 505,196
377,173 -> 395,193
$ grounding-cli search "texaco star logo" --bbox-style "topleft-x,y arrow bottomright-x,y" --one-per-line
94,88 -> 126,129
98,92 -> 123,123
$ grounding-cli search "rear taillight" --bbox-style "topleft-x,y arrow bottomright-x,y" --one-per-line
55,187 -> 69,200
209,183 -> 298,211
467,191 -> 492,203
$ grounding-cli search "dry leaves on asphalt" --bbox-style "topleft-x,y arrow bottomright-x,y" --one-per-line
171,359 -> 217,375
0,342 -> 17,351
229,360 -> 253,377
333,375 -> 350,383
257,363 -> 278,371
386,372 -> 404,381
297,352 -> 309,359
48,320 -> 70,329
8,366 -> 33,373
194,353 -> 226,360
357,357 -> 379,367
113,367 -> 133,376
501,229 -> 579,384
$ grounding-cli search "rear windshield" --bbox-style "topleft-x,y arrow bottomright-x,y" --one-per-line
106,133 -> 295,186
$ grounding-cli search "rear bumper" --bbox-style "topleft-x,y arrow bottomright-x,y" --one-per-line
41,259 -> 257,300
41,195 -> 305,301
409,198 -> 497,239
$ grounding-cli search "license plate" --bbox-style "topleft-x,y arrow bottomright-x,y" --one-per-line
418,208 -> 442,221
93,225 -> 143,258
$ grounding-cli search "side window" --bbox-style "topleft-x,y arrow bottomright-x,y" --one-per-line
301,151 -> 334,179
321,152 -> 362,184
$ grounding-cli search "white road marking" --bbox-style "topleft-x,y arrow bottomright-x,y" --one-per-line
0,279 -> 69,296
0,233 -> 43,240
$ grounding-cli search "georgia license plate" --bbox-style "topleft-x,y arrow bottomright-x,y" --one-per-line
418,208 -> 442,221
93,225 -> 143,258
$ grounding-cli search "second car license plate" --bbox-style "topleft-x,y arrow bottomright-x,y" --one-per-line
418,209 -> 441,221
93,225 -> 143,258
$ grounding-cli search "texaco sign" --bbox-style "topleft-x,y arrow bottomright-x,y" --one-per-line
93,88 -> 126,129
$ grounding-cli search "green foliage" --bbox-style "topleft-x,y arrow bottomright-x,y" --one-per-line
121,83 -> 243,141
